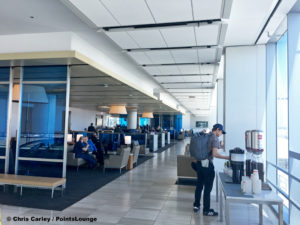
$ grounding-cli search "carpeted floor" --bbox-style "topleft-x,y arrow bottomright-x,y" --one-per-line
0,155 -> 153,211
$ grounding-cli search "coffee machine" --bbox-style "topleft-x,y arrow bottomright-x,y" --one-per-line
230,148 -> 245,184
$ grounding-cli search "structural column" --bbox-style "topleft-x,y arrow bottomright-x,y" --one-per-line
127,109 -> 137,129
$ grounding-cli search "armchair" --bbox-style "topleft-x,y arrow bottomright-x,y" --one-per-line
104,147 -> 130,173
132,145 -> 140,166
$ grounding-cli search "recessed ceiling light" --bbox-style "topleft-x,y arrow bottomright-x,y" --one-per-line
30,16 -> 34,19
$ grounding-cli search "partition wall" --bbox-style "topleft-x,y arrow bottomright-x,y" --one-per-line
0,65 -> 70,178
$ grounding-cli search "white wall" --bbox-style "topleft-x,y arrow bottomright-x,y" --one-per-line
182,113 -> 191,130
224,45 -> 266,151
69,107 -> 98,131
217,79 -> 224,124
190,116 -> 210,129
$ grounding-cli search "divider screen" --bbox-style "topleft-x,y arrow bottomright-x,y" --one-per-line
0,67 -> 9,172
16,66 -> 68,178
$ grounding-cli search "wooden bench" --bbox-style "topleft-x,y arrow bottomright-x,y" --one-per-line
0,174 -> 66,198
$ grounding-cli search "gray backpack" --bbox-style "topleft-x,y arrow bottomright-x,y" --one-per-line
189,133 -> 211,161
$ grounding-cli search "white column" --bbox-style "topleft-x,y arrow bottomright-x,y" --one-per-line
224,46 -> 266,151
127,109 -> 137,129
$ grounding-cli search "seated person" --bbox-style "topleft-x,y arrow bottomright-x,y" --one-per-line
90,132 -> 105,166
156,125 -> 161,132
73,136 -> 97,168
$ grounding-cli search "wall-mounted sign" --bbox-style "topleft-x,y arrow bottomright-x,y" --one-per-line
196,121 -> 208,128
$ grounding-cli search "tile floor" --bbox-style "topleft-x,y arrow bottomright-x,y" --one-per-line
0,139 -> 279,225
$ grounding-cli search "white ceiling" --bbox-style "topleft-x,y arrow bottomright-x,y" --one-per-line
63,0 -> 232,116
0,0 -> 296,116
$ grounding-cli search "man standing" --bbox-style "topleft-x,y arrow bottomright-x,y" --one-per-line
193,124 -> 230,216
88,123 -> 96,132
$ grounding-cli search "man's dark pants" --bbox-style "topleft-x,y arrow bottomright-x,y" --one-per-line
193,161 -> 215,211
76,153 -> 97,168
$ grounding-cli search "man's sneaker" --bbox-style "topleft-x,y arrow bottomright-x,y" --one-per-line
203,209 -> 218,216
193,206 -> 200,213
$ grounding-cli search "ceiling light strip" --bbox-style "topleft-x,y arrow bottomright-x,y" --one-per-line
142,62 -> 216,67
126,45 -> 218,52
102,19 -> 221,32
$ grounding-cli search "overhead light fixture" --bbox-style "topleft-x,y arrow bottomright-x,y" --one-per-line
142,112 -> 154,118
109,105 -> 127,115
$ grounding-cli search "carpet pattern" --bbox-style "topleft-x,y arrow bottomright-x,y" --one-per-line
0,155 -> 153,211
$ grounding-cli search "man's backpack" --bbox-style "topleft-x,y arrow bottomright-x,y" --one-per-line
189,132 -> 212,161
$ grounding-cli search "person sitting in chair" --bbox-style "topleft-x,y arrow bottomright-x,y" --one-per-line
73,136 -> 97,168
90,132 -> 105,166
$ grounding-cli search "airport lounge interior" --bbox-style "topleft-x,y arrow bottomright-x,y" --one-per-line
0,0 -> 300,224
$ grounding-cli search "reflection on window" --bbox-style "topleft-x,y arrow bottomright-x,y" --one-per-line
276,32 -> 288,171
0,85 -> 9,157
19,83 -> 66,159
139,118 -> 149,126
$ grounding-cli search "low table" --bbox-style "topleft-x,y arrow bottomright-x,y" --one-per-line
217,172 -> 283,225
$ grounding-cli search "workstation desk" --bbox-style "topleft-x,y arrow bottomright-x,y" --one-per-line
217,172 -> 283,225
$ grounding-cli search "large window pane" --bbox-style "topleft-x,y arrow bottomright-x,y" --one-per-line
276,33 -> 288,171
278,170 -> 289,195
290,156 -> 300,178
19,84 -> 66,159
290,204 -> 300,225
290,178 -> 300,207
16,66 -> 68,178
267,163 -> 277,185
0,84 -> 9,157
0,67 -> 10,172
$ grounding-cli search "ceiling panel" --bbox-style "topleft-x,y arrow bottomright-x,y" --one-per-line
194,24 -> 220,45
160,27 -> 196,47
197,48 -> 217,62
71,77 -> 120,85
170,49 -> 198,64
101,0 -> 154,25
199,64 -> 216,74
146,0 -> 193,23
162,83 -> 213,89
143,66 -> 163,75
144,65 -> 180,75
127,52 -> 153,64
67,0 -> 118,27
127,30 -> 167,48
105,32 -> 139,49
168,88 -> 212,93
192,0 -> 223,20
154,76 -> 186,83
177,65 -> 200,74
145,51 -> 175,64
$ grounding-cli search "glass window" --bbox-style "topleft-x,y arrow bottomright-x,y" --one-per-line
290,178 -> 300,207
0,67 -> 10,172
139,118 -> 149,126
290,204 -> 300,225
267,163 -> 277,185
278,170 -> 289,195
16,66 -> 68,178
19,84 -> 66,159
0,84 -> 9,157
276,33 -> 288,171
